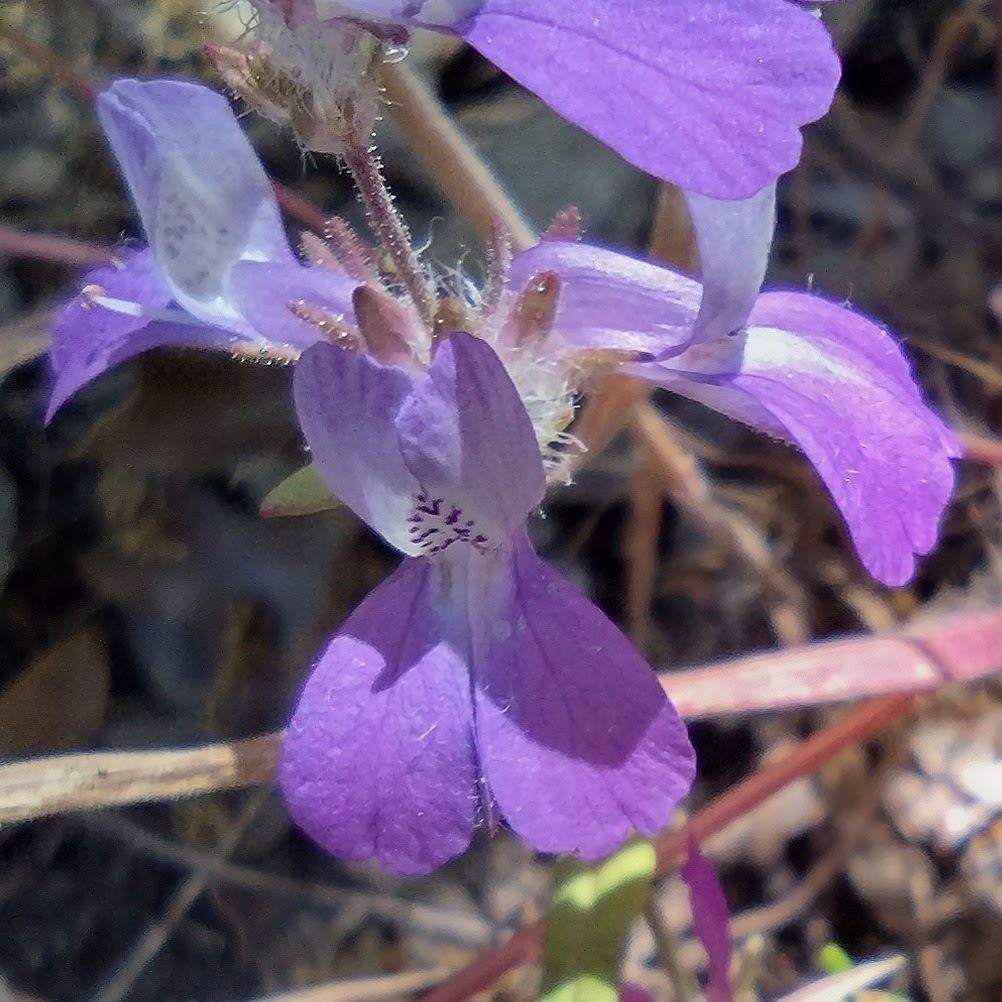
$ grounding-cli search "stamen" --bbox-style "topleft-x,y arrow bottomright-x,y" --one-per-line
288,301 -> 362,348
87,293 -> 205,327
512,270 -> 561,346
542,206 -> 582,242
432,298 -> 469,343
299,231 -> 343,271
480,220 -> 512,318
323,217 -> 380,283
352,285 -> 420,364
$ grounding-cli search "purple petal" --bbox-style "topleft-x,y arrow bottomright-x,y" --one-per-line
462,0 -> 840,198
508,241 -> 699,358
47,249 -> 233,421
471,531 -> 695,859
686,185 -> 775,344
638,293 -> 959,586
293,341 -> 422,554
396,332 -> 545,538
682,840 -> 734,1002
280,556 -> 478,875
229,260 -> 362,350
97,79 -> 292,331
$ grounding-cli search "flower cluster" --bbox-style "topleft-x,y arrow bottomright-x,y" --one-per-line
50,75 -> 958,875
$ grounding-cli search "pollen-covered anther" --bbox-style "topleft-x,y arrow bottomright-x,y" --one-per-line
432,298 -> 469,342
571,347 -> 651,375
512,270 -> 561,346
289,301 -> 361,349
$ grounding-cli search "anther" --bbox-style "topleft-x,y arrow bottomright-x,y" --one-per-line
512,270 -> 561,346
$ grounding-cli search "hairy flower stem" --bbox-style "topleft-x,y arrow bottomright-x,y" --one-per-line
342,142 -> 436,326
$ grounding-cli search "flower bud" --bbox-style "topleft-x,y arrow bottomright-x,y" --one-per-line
213,0 -> 395,155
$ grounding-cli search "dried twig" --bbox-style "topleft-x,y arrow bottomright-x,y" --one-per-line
381,62 -> 535,251
0,732 -> 281,824
3,605 -> 1000,825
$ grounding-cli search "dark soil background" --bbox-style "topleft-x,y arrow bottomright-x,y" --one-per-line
0,2 -> 1000,1000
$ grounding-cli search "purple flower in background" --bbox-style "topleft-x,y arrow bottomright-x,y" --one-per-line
501,185 -> 960,586
282,0 -> 842,198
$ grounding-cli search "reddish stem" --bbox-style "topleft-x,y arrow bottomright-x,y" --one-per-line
0,226 -> 113,268
0,17 -> 97,101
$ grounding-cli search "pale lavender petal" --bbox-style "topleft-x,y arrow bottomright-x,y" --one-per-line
47,249 -> 232,420
280,556 -> 478,875
229,260 -> 361,350
471,531 -> 695,859
98,79 -> 292,332
686,185 -> 775,343
508,241 -> 699,358
293,341 -> 423,554
462,0 -> 840,198
637,294 -> 959,586
682,840 -> 734,1002
396,332 -> 545,538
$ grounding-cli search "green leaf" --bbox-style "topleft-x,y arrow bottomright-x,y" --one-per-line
539,841 -> 656,1002
819,943 -> 855,975
260,463 -> 339,517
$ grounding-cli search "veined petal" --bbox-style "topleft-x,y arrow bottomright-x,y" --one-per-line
293,341 -> 423,554
635,293 -> 959,586
47,249 -> 233,421
97,79 -> 292,332
471,531 -> 695,859
396,332 -> 545,539
508,241 -> 699,358
686,185 -> 775,344
461,0 -> 840,198
280,556 -> 478,875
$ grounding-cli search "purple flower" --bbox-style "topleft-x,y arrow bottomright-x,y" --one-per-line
50,77 -> 959,873
53,79 -> 957,591
303,0 -> 841,199
45,79 -> 356,420
283,330 -> 696,873
505,185 -> 960,586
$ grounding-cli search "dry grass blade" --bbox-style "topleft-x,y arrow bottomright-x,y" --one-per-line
247,967 -> 458,1002
629,400 -> 809,645
0,732 -> 281,824
2,605 -> 1000,825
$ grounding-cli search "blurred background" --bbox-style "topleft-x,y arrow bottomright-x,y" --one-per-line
0,1 -> 1000,999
